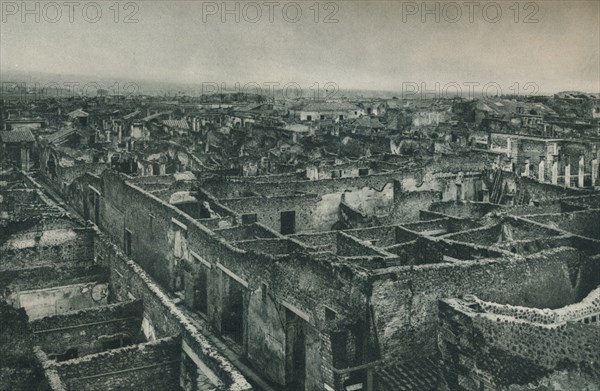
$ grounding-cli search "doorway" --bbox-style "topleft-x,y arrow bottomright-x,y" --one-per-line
285,308 -> 306,390
221,278 -> 244,346
280,211 -> 296,235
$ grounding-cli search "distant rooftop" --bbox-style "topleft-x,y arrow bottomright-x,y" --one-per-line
0,129 -> 35,143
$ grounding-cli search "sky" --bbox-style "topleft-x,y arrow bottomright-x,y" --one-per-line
1,0 -> 599,95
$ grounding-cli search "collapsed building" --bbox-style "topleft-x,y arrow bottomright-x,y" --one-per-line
1,144 -> 591,391
2,91 -> 600,391
0,170 -> 250,390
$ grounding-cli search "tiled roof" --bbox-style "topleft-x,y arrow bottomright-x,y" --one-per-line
294,102 -> 360,112
0,130 -> 35,143
161,119 -> 190,129
376,356 -> 439,391
67,108 -> 89,118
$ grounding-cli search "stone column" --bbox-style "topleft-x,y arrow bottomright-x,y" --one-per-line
592,158 -> 598,186
551,161 -> 558,185
578,155 -> 585,188
481,189 -> 490,203
538,158 -> 545,182
20,147 -> 30,171
565,163 -> 571,188
524,159 -> 530,177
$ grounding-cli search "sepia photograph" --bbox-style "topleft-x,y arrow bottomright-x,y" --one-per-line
1,1 -> 599,390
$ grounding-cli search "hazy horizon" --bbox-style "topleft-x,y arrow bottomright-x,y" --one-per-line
2,1 -> 599,95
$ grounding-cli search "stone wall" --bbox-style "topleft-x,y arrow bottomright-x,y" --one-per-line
383,190 -> 442,223
526,209 -> 600,239
14,282 -> 110,320
510,176 -> 586,202
0,227 -> 95,271
94,230 -> 252,390
94,170 -> 372,390
31,300 -> 144,357
0,300 -> 46,390
0,264 -> 108,300
221,193 -> 341,233
370,247 -> 596,359
438,291 -> 600,390
51,336 -> 181,391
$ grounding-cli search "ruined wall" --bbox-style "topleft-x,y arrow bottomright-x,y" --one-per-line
344,225 -> 409,247
0,189 -> 60,221
526,210 -> 600,239
384,190 -> 442,223
220,193 -> 341,233
429,201 -> 501,219
246,286 -> 286,385
370,247 -> 595,359
95,171 -> 376,390
510,176 -> 585,201
0,219 -> 106,302
0,228 -> 95,270
0,300 -> 46,390
31,300 -> 144,357
51,337 -> 181,391
517,137 -> 547,166
94,230 -> 252,390
214,223 -> 278,241
342,182 -> 394,216
438,295 -> 600,391
0,264 -> 107,302
203,155 -> 491,199
67,172 -> 104,220
98,171 -> 369,320
443,220 -> 562,247
213,173 -> 483,227
14,282 -> 109,321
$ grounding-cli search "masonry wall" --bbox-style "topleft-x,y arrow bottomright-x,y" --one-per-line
95,171 -> 372,390
1,227 -> 95,270
52,337 -> 181,391
0,300 -> 46,390
438,297 -> 600,390
369,247 -> 596,359
384,190 -> 442,223
0,189 -> 59,220
31,300 -> 144,357
510,176 -> 585,202
202,154 -> 491,199
0,264 -> 108,301
94,230 -> 252,390
15,282 -> 110,321
428,201 -> 501,219
220,193 -> 341,233
526,209 -> 600,239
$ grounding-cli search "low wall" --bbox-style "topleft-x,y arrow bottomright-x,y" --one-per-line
31,300 -> 144,357
52,336 -> 181,391
438,292 -> 600,390
370,247 -> 597,359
